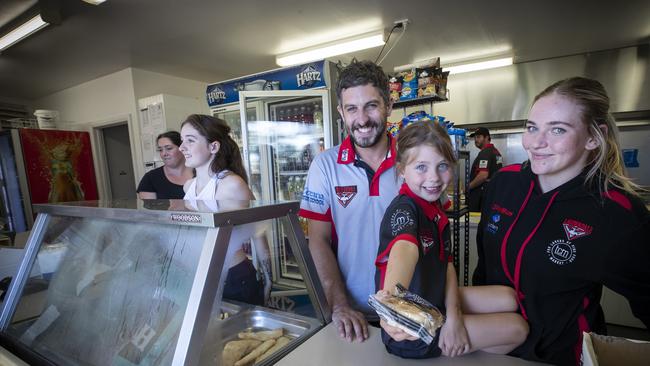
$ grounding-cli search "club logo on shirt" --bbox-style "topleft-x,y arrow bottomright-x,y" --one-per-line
546,239 -> 576,265
390,209 -> 415,236
562,219 -> 593,241
335,185 -> 357,207
478,159 -> 488,169
420,233 -> 435,254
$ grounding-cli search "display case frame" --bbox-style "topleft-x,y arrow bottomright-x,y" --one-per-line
0,199 -> 329,366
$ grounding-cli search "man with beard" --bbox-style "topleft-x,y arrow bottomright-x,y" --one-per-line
468,127 -> 502,212
299,60 -> 400,343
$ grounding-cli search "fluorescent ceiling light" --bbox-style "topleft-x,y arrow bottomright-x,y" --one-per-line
443,57 -> 513,74
276,31 -> 385,67
0,15 -> 49,52
82,0 -> 108,4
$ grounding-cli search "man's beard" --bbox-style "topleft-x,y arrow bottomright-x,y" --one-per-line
348,119 -> 386,148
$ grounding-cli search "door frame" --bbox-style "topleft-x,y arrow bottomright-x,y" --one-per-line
87,114 -> 137,200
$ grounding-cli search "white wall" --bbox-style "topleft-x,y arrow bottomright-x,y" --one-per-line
131,68 -> 209,110
33,68 -> 138,129
32,68 -> 213,198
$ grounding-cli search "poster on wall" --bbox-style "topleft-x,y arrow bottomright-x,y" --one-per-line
19,128 -> 98,204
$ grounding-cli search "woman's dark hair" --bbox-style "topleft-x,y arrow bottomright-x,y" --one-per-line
156,130 -> 182,146
336,60 -> 391,106
181,114 -> 248,184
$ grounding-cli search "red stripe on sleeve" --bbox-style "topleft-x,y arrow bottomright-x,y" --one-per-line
298,208 -> 332,222
375,233 -> 418,290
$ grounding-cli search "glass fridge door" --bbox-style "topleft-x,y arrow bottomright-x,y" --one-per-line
239,90 -> 331,287
213,102 -> 263,199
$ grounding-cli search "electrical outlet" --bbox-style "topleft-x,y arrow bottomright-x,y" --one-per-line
394,19 -> 410,29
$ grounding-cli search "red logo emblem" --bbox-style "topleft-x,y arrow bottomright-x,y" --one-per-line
562,219 -> 593,240
335,185 -> 357,208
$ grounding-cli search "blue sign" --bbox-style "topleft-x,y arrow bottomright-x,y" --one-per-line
206,60 -> 327,107
622,149 -> 639,168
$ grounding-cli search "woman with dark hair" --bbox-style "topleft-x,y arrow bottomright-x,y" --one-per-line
473,77 -> 649,365
180,114 -> 271,305
137,131 -> 194,199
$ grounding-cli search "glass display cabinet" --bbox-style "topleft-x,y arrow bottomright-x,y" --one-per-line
0,199 -> 329,366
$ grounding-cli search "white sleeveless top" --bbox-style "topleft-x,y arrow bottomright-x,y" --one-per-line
183,170 -> 231,200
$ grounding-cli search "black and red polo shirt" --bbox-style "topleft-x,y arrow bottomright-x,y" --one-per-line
470,143 -> 503,182
375,183 -> 452,311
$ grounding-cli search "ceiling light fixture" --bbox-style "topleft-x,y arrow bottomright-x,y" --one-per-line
276,30 -> 385,67
443,57 -> 513,74
0,14 -> 49,52
82,0 -> 108,5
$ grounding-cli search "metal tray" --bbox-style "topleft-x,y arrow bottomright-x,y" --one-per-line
202,307 -> 322,366
219,300 -> 246,320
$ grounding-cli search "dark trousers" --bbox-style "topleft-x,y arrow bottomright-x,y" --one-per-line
468,185 -> 485,212
223,258 -> 264,306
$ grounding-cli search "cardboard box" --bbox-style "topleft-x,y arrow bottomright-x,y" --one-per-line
582,331 -> 650,366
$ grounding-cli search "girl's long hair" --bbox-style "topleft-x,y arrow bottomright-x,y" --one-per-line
181,114 -> 248,184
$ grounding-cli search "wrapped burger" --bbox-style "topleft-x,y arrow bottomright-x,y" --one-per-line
368,284 -> 445,345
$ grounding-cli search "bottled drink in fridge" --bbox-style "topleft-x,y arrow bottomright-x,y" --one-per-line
313,103 -> 323,129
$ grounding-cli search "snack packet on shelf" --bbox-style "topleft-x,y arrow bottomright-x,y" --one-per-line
368,284 -> 445,345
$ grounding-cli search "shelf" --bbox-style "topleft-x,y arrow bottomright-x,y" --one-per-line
445,206 -> 470,219
392,94 -> 449,109
279,171 -> 308,176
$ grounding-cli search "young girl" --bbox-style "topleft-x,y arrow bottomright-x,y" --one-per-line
374,121 -> 528,358
180,114 -> 271,306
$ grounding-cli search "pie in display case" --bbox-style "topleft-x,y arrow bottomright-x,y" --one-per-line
0,199 -> 329,366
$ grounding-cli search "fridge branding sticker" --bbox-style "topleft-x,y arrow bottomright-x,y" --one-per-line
296,65 -> 322,88
206,86 -> 226,104
170,213 -> 202,224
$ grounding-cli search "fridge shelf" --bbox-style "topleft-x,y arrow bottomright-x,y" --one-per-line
279,171 -> 309,176
392,94 -> 449,109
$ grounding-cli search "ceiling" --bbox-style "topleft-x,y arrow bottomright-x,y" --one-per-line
0,0 -> 649,100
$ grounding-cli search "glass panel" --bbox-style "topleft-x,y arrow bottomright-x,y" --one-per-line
216,107 -> 259,199
6,215 -> 207,366
243,96 -> 325,287
0,132 -> 28,244
197,216 -> 320,366
214,107 -> 257,156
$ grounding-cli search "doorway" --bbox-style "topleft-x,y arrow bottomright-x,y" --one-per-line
101,124 -> 136,199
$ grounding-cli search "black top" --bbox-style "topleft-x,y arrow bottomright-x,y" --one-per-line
374,183 -> 452,359
136,166 -> 186,199
473,162 -> 650,365
375,183 -> 451,311
470,143 -> 503,182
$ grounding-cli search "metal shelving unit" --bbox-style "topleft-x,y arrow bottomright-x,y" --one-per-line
446,150 -> 471,286
393,92 -> 471,285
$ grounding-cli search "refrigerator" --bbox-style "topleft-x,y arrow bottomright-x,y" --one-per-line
0,128 -> 98,245
206,60 -> 341,288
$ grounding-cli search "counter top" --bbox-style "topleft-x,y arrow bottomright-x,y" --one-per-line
277,323 -> 544,366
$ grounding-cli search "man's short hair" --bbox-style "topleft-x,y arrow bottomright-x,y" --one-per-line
336,60 -> 390,106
